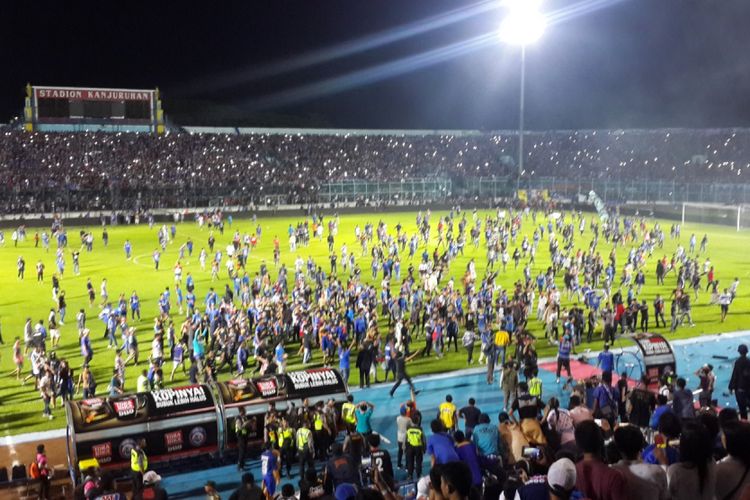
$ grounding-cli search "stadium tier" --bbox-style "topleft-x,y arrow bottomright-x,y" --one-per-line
3,128 -> 750,214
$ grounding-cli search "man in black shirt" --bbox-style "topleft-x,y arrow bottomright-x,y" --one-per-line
324,443 -> 360,489
627,376 -> 656,428
367,434 -> 394,490
730,344 -> 750,419
389,349 -> 421,398
458,398 -> 481,440
298,469 -> 326,500
228,473 -> 263,500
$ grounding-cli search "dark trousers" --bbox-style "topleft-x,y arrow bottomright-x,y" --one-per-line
131,470 -> 143,494
466,345 -> 474,364
405,447 -> 423,480
655,311 -> 666,328
640,315 -> 649,332
556,357 -> 571,379
359,368 -> 370,388
237,436 -> 247,468
390,373 -> 415,396
737,390 -> 750,420
397,441 -> 404,468
298,449 -> 314,478
281,447 -> 294,476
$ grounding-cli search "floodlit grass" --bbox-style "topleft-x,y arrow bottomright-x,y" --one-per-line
0,210 -> 748,435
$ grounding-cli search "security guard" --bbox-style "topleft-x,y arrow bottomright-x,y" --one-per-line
404,417 -> 425,481
312,402 -> 329,460
130,439 -> 148,494
528,369 -> 543,399
341,395 -> 357,432
296,421 -> 315,479
277,418 -> 295,478
235,407 -> 251,470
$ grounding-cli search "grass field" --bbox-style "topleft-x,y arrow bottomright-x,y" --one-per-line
0,209 -> 749,436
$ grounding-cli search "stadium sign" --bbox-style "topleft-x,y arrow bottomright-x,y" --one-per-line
34,86 -> 153,101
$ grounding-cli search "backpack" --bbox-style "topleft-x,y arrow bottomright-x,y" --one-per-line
29,461 -> 41,479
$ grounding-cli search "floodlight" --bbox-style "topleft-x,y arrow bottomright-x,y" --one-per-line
499,9 -> 546,45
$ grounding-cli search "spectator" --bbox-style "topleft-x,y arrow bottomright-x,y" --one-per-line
458,398 -> 481,439
298,469 -> 325,500
229,473 -> 263,500
547,458 -> 580,500
138,470 -> 168,500
715,421 -> 750,500
439,462 -> 472,500
612,425 -> 668,500
574,420 -> 628,500
672,377 -> 696,420
453,431 -> 482,487
730,344 -> 750,420
643,411 -> 682,466
427,419 -> 459,466
667,421 -> 716,500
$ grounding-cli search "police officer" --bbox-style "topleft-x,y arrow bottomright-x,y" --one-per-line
341,395 -> 357,432
404,417 -> 425,481
528,369 -> 543,400
235,407 -> 251,470
312,402 -> 329,460
130,439 -> 148,494
277,418 -> 295,478
296,421 -> 315,479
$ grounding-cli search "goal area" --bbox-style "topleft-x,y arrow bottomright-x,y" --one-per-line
681,202 -> 748,230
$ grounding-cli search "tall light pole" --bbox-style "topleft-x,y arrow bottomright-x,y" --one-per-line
499,0 -> 545,198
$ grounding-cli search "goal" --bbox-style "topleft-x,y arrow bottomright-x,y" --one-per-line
681,202 -> 744,231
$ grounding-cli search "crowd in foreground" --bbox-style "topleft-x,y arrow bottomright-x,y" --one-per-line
52,339 -> 750,500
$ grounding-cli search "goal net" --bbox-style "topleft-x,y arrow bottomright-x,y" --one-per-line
681,202 -> 743,230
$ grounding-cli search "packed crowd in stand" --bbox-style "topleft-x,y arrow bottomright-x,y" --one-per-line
2,128 -> 750,212
8,202 -> 746,499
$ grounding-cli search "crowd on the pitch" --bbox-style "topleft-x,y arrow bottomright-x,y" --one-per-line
11,207 -> 739,428
2,127 -> 750,212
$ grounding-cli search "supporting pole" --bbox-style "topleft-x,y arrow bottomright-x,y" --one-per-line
516,45 -> 526,197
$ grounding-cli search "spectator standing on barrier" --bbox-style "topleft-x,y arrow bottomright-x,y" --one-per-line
296,421 -> 315,479
730,344 -> 750,420
405,416 -> 425,481
130,439 -> 148,495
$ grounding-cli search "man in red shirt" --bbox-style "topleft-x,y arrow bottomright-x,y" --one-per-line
574,420 -> 628,500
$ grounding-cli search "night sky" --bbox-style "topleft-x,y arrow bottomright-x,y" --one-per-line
2,0 -> 750,130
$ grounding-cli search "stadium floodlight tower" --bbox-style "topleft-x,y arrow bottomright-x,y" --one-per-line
498,0 -> 546,197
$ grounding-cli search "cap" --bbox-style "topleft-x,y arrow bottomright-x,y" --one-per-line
547,458 -> 576,495
335,483 -> 358,500
143,471 -> 162,484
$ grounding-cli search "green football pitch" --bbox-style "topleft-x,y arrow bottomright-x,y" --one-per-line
0,209 -> 748,436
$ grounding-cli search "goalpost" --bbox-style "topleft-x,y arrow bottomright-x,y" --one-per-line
681,202 -> 743,231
